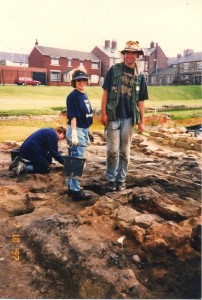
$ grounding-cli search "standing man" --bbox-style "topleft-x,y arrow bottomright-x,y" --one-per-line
101,40 -> 148,192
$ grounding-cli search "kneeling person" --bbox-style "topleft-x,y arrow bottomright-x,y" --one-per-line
9,127 -> 66,176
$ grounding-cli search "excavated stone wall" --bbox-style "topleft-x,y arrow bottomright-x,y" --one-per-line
148,126 -> 202,152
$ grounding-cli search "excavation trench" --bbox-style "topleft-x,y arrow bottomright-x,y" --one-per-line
0,133 -> 201,299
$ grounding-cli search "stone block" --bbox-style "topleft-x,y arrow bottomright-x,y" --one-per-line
171,134 -> 180,141
192,143 -> 202,152
176,141 -> 192,149
149,131 -> 159,137
163,139 -> 169,145
156,137 -> 164,143
169,139 -> 176,146
186,137 -> 198,144
178,136 -> 188,142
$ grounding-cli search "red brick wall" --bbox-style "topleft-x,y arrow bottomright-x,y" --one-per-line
92,47 -> 110,78
148,45 -> 168,74
0,65 -> 46,84
29,48 -> 45,68
156,44 -> 168,69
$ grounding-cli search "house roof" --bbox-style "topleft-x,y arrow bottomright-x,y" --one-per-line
167,57 -> 181,66
0,51 -> 28,64
143,47 -> 156,56
35,45 -> 100,62
94,46 -> 121,59
178,52 -> 202,63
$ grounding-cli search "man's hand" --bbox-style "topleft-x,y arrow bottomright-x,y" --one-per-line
71,129 -> 79,145
137,121 -> 144,134
101,112 -> 108,126
88,130 -> 94,143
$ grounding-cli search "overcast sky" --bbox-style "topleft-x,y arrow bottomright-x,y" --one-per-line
0,0 -> 201,58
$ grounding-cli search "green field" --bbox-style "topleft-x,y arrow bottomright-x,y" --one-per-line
0,85 -> 201,116
0,85 -> 201,142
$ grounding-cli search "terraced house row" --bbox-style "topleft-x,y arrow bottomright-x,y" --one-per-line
0,39 -> 201,86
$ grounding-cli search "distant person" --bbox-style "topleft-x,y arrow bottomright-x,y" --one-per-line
66,69 -> 93,201
101,40 -> 149,192
9,126 -> 66,176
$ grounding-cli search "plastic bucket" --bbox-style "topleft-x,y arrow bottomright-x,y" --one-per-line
62,156 -> 86,177
11,148 -> 20,161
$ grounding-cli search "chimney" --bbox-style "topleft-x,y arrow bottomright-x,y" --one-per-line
111,40 -> 117,49
177,53 -> 182,58
104,40 -> 110,48
35,39 -> 38,46
184,49 -> 193,56
150,41 -> 154,48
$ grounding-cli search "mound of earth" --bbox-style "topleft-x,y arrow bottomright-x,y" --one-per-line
0,132 -> 201,299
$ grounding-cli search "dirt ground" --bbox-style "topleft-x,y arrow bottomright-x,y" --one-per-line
0,132 -> 201,299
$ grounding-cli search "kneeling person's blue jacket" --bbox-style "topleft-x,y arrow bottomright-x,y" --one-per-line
20,128 -> 64,165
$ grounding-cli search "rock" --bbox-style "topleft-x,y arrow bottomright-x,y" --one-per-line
117,206 -> 140,223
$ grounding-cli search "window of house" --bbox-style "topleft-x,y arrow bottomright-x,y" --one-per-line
68,59 -> 72,67
50,71 -> 61,81
92,62 -> 99,69
183,63 -> 189,72
181,75 -> 189,80
63,72 -> 72,83
137,61 -> 145,72
197,62 -> 202,71
166,75 -> 173,84
151,77 -> 156,84
90,74 -> 99,83
51,57 -> 60,65
80,61 -> 84,67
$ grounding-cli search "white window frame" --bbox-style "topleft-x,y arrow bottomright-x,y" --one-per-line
91,62 -> 99,69
90,74 -> 99,83
80,61 -> 84,67
197,62 -> 202,71
183,63 -> 189,72
68,58 -> 72,67
51,57 -> 60,66
50,70 -> 61,81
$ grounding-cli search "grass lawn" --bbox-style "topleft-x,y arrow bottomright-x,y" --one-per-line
0,85 -> 201,142
0,85 -> 201,115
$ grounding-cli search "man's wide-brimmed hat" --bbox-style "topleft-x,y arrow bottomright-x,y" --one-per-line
72,70 -> 88,81
121,40 -> 144,55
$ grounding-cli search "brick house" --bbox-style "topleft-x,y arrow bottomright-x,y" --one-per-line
177,50 -> 202,85
1,40 -> 201,86
28,40 -> 101,86
142,41 -> 168,85
150,49 -> 202,86
92,40 -> 122,82
92,40 -> 169,85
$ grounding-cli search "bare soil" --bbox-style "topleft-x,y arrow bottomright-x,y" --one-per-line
0,132 -> 201,299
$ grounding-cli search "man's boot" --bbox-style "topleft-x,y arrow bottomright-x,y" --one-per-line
72,190 -> 91,201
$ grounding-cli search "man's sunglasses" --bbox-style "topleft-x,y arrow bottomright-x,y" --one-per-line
76,79 -> 87,82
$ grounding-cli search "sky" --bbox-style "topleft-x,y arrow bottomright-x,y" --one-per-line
0,0 -> 201,58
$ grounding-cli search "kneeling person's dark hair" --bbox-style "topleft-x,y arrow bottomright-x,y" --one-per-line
55,126 -> 66,136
